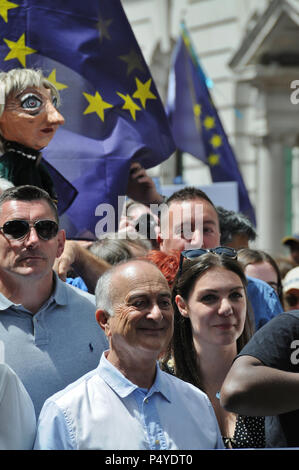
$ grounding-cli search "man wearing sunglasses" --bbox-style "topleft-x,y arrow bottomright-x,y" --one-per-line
0,185 -> 108,418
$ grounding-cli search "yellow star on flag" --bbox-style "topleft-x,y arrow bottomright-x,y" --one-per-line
203,116 -> 215,130
97,16 -> 113,42
193,104 -> 201,117
133,78 -> 156,108
83,91 -> 113,122
210,134 -> 222,148
47,69 -> 68,91
0,0 -> 18,23
118,49 -> 145,76
182,35 -> 191,49
193,104 -> 202,131
117,92 -> 141,121
208,154 -> 220,166
3,33 -> 37,67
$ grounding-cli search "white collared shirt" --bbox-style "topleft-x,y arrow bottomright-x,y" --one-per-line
0,363 -> 36,450
34,351 -> 224,450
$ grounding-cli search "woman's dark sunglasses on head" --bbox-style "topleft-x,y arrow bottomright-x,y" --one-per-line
0,219 -> 59,241
178,246 -> 238,276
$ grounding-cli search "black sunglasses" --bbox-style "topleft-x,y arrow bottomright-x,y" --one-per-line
0,219 -> 59,241
179,246 -> 238,276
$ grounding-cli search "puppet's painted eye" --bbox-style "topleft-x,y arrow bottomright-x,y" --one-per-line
21,94 -> 42,110
52,96 -> 58,108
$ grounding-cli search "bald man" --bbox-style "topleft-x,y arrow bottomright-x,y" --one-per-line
34,260 -> 224,450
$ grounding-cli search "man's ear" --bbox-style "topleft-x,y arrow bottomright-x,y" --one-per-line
95,309 -> 111,336
175,294 -> 189,318
56,229 -> 66,258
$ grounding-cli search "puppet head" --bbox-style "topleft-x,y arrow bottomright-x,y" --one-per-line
0,68 -> 64,152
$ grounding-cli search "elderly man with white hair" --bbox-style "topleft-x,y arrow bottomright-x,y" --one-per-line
34,259 -> 224,450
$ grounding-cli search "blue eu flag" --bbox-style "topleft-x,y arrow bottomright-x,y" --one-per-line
168,28 -> 255,224
0,0 -> 175,237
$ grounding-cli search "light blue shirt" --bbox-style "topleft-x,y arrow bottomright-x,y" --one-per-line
34,352 -> 224,450
66,276 -> 88,292
0,273 -> 108,417
246,277 -> 283,330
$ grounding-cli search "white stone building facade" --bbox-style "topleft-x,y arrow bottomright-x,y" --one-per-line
122,0 -> 299,256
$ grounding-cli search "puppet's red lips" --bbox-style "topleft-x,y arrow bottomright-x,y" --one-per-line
41,128 -> 54,133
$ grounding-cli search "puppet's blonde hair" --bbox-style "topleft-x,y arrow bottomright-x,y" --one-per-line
0,68 -> 60,117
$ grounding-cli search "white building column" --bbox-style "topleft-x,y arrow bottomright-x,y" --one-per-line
256,135 -> 286,255
291,147 -> 299,234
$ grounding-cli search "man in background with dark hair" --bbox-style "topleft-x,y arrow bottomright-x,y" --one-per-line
217,206 -> 257,249
157,186 -> 221,253
281,234 -> 299,266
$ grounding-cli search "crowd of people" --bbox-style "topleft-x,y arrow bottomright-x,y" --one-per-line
0,67 -> 298,451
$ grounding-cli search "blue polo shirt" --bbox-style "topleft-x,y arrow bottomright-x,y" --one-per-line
0,273 -> 108,417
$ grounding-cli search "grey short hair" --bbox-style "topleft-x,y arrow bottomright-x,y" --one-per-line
89,234 -> 151,265
95,259 -> 159,317
0,68 -> 60,116
95,266 -> 117,317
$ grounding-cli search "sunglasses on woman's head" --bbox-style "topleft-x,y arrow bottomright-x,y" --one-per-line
0,219 -> 59,241
178,246 -> 238,276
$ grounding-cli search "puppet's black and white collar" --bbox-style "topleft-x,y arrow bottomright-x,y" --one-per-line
3,140 -> 42,162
